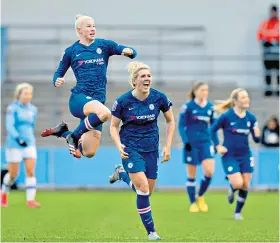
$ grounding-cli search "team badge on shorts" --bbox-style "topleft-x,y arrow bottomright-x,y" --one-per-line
128,163 -> 133,169
149,104 -> 154,110
186,156 -> 192,162
228,166 -> 233,172
96,48 -> 102,54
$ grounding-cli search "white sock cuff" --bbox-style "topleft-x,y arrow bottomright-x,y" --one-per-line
26,177 -> 36,185
136,189 -> 149,196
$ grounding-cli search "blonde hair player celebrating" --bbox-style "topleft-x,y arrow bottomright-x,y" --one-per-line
211,88 -> 261,220
178,82 -> 217,213
1,83 -> 40,208
41,14 -> 137,158
109,61 -> 175,240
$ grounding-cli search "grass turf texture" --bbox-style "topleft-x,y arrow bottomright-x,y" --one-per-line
1,191 -> 279,242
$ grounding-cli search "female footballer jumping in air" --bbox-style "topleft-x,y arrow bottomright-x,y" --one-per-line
211,88 -> 260,220
41,14 -> 137,158
178,82 -> 217,213
108,61 -> 175,240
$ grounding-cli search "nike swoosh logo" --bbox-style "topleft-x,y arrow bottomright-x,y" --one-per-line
76,53 -> 82,56
129,108 -> 135,110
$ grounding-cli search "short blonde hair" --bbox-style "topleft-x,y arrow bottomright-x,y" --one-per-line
127,61 -> 151,88
14,83 -> 33,100
75,14 -> 95,37
214,88 -> 246,113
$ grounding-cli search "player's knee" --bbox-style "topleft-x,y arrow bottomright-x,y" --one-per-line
232,180 -> 243,189
137,183 -> 149,194
204,168 -> 214,177
242,182 -> 250,190
99,108 -> 111,122
83,150 -> 96,158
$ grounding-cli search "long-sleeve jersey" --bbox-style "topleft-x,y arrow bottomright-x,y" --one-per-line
257,17 -> 279,43
53,38 -> 137,103
210,108 -> 260,156
111,89 -> 172,152
178,99 -> 217,144
5,101 -> 37,148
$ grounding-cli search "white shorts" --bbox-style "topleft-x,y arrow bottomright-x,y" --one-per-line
5,146 -> 37,163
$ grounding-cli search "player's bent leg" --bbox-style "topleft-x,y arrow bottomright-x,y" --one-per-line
186,164 -> 199,212
24,158 -> 40,208
1,163 -> 19,207
197,159 -> 214,212
129,172 -> 161,240
68,101 -> 110,158
227,172 -> 243,204
232,173 -> 252,220
83,100 -> 111,121
80,130 -> 102,158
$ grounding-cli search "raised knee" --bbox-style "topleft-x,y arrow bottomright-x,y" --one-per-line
83,150 -> 96,158
101,109 -> 111,121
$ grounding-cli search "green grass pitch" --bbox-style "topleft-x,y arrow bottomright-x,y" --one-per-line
1,191 -> 279,242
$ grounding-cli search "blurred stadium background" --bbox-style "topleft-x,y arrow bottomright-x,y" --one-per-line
1,0 -> 279,242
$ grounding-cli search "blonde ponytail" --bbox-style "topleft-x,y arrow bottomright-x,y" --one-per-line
127,61 -> 150,88
214,88 -> 246,113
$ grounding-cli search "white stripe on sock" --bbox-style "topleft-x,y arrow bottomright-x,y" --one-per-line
138,206 -> 151,214
136,190 -> 149,196
237,195 -> 245,203
186,181 -> 196,186
85,117 -> 93,130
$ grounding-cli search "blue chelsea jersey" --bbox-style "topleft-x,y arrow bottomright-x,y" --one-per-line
111,89 -> 172,152
211,108 -> 260,155
178,99 -> 217,144
53,38 -> 137,103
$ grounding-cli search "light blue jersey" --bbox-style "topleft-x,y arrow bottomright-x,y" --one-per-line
5,101 -> 37,149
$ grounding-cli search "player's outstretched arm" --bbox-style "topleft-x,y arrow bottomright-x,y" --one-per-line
162,108 -> 175,163
53,50 -> 71,87
107,40 -> 137,59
